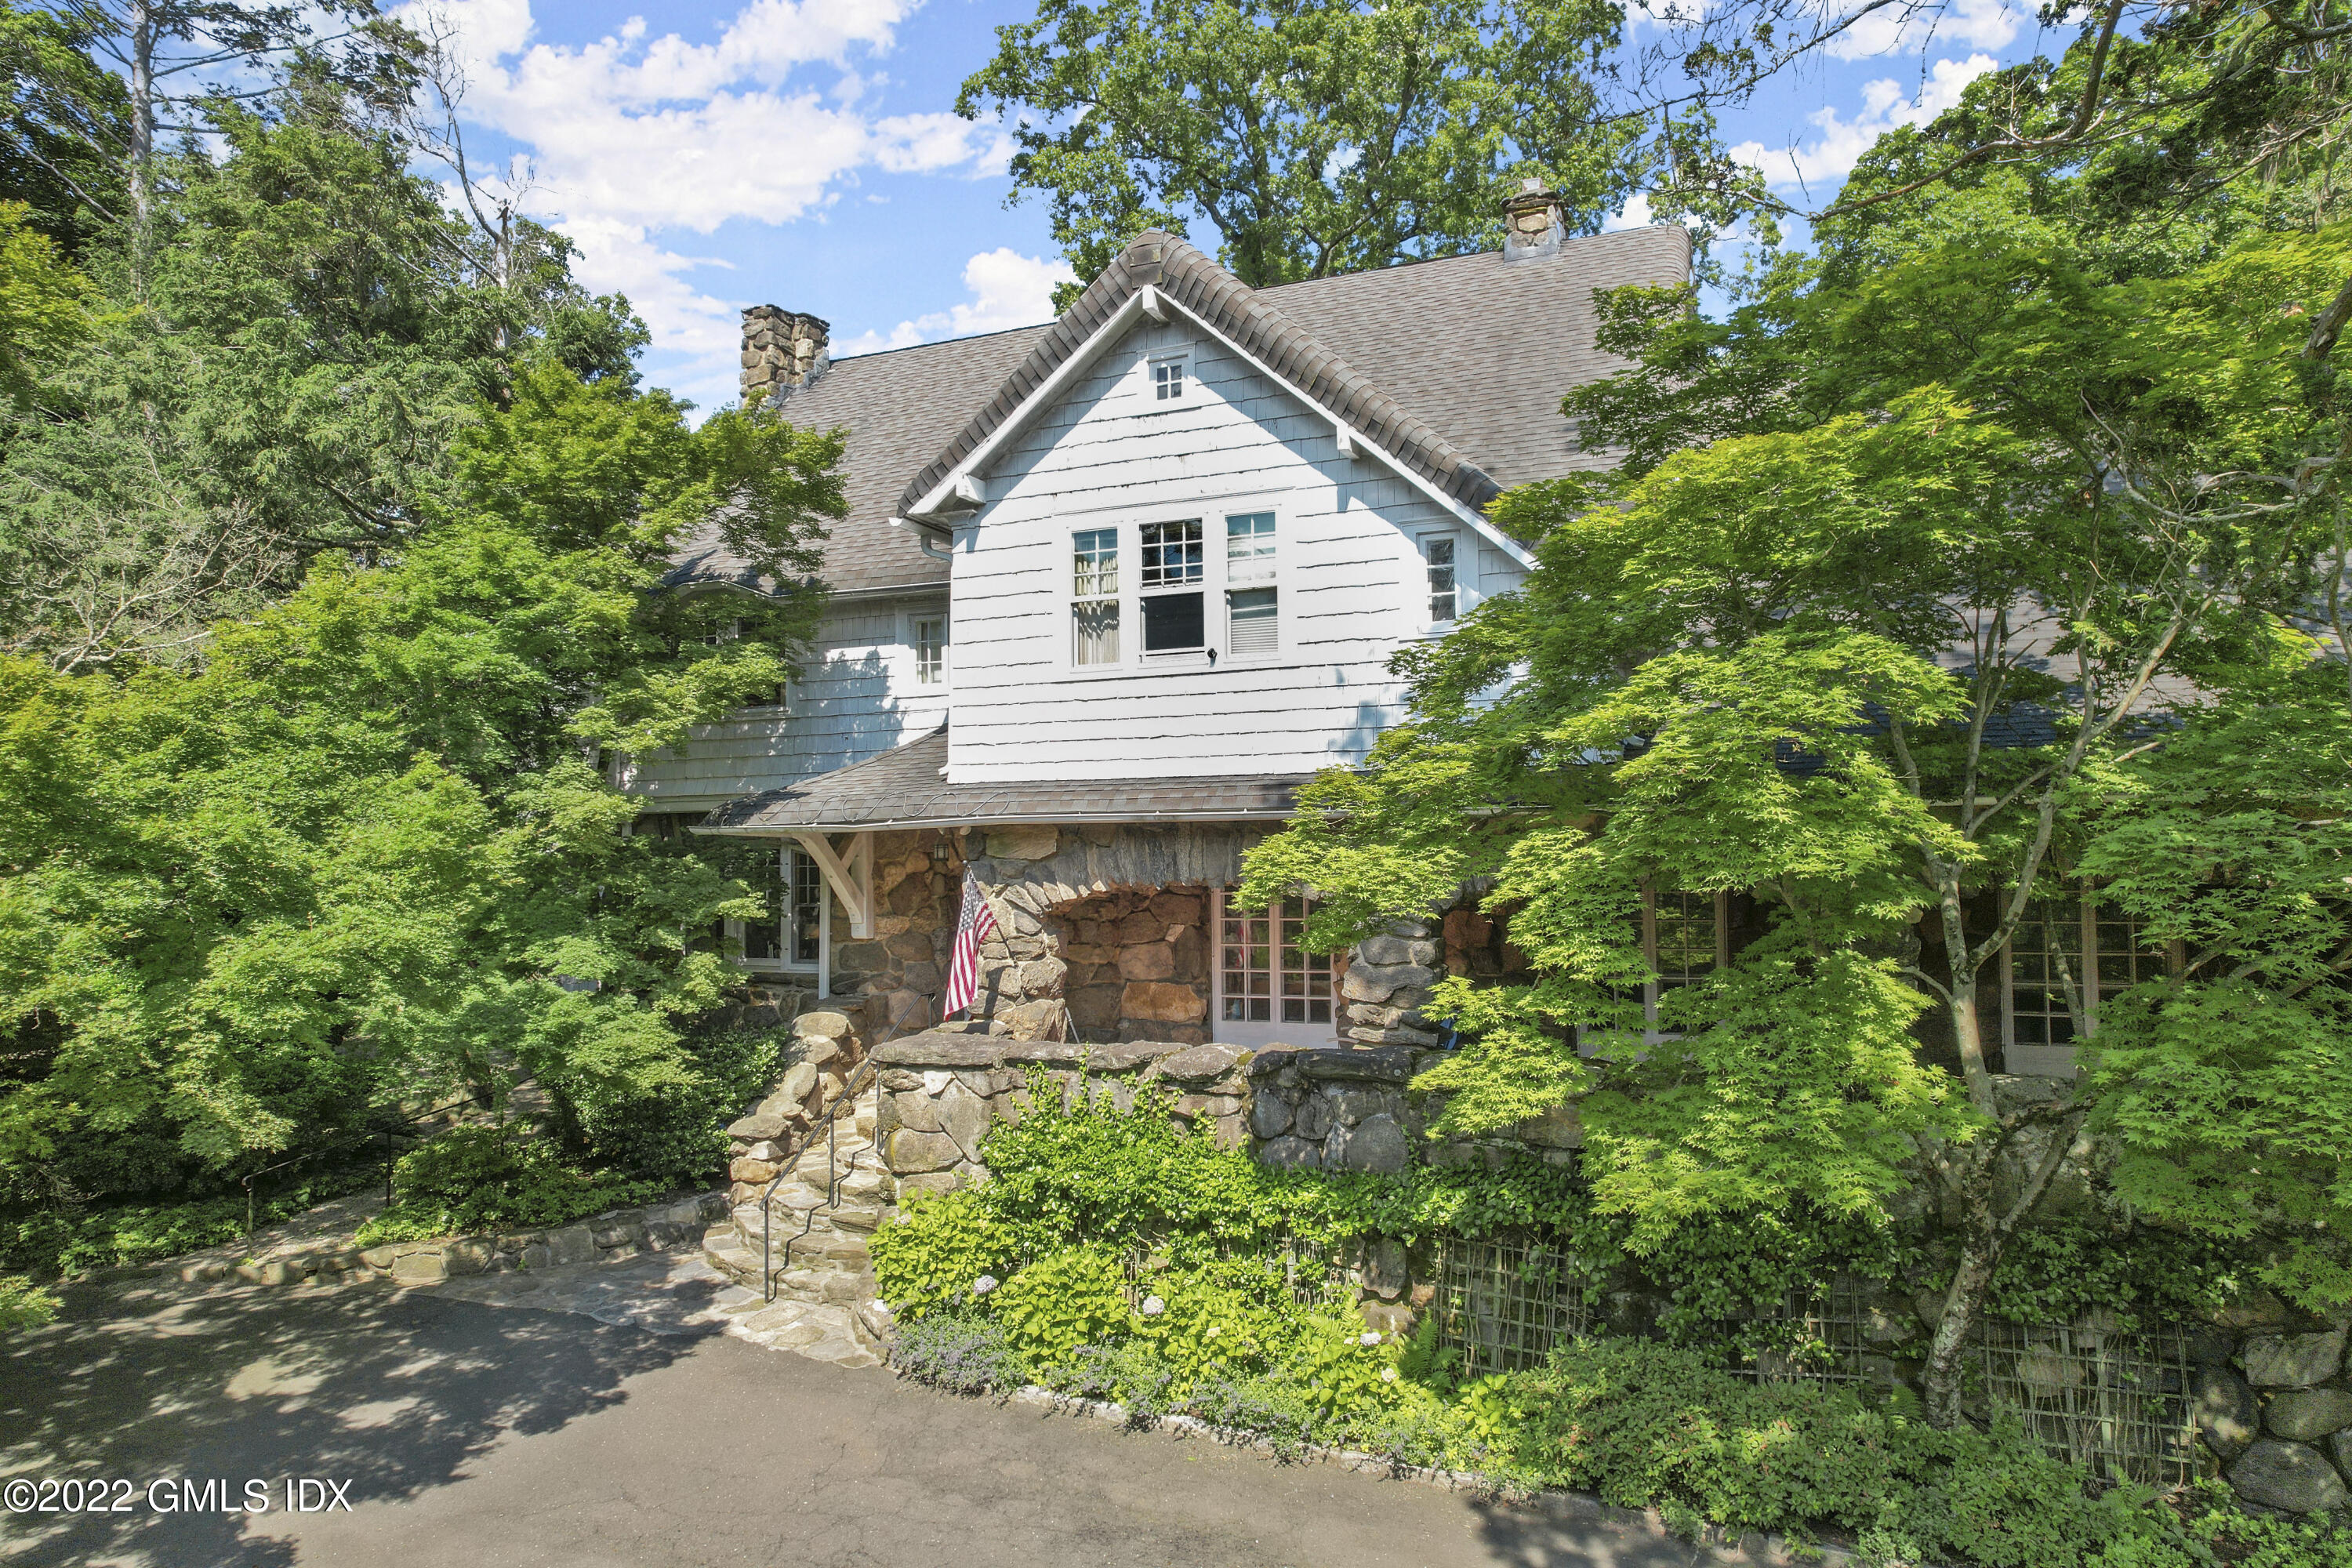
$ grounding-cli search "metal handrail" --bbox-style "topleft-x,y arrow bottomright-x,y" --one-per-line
237,1093 -> 487,1238
760,1054 -> 884,1302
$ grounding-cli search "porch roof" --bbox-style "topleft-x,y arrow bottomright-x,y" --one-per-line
691,725 -> 1312,833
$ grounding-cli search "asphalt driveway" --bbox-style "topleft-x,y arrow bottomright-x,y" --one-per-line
2,1262 -> 1748,1568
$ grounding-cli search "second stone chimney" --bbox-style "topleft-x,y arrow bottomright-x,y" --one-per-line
1501,178 -> 1565,262
740,305 -> 830,408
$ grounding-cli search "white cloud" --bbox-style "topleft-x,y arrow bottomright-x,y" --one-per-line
1603,192 -> 1656,231
834,248 -> 1074,357
1821,0 -> 2022,60
1731,53 -> 1997,193
394,0 -> 1018,408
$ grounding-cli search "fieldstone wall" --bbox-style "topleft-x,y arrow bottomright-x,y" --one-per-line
721,1007 -> 865,1207
2199,1319 -> 2352,1512
824,829 -> 956,1042
874,1033 -> 1250,1199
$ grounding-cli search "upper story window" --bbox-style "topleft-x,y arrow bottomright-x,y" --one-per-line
913,615 -> 948,684
1072,528 -> 1120,666
1151,352 -> 1187,401
1140,519 -> 1205,653
1424,534 -> 1458,623
1226,512 -> 1278,659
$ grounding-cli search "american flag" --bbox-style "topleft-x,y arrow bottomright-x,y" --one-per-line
941,871 -> 999,1018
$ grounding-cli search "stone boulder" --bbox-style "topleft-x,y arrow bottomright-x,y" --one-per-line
2193,1367 -> 2259,1461
1327,1113 -> 1409,1174
2266,1387 -> 2352,1442
2243,1327 -> 2347,1388
2230,1439 -> 2350,1513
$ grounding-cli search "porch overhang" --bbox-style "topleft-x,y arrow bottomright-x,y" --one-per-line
687,725 -> 1313,837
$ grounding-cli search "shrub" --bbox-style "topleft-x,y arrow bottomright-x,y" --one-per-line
2,1164 -> 379,1279
1473,1338 -> 2169,1568
354,1126 -> 666,1246
870,1189 -> 1019,1319
990,1245 -> 1134,1366
0,1273 -> 58,1331
554,1024 -> 791,1188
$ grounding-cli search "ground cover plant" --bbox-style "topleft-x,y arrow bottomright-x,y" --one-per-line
873,1076 -> 2339,1567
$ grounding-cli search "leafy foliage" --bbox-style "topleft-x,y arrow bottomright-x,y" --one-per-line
956,0 -> 1746,296
353,1127 -> 668,1247
0,1269 -> 55,1330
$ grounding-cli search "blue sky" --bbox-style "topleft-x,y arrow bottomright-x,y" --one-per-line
395,0 -> 2062,415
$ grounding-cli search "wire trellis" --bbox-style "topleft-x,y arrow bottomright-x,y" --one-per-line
1969,1318 -> 2201,1488
1432,1233 -> 1591,1376
1429,1254 -> 2200,1487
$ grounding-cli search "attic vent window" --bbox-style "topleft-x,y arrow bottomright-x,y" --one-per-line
1151,353 -> 1186,401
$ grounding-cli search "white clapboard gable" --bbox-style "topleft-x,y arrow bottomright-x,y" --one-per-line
938,313 -> 1528,784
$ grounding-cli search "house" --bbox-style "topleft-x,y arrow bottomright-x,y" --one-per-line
622,187 -> 1690,1051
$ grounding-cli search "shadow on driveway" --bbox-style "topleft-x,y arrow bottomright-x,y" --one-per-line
2,1276 -> 712,1567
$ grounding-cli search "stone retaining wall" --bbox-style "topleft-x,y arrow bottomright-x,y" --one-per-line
720,1007 -> 865,1204
873,1034 -> 1251,1199
176,1190 -> 735,1289
866,1029 -> 2352,1513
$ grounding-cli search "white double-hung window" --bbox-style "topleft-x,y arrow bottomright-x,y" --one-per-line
1225,511 -> 1277,658
1139,519 -> 1206,654
912,615 -> 948,684
1072,528 -> 1121,665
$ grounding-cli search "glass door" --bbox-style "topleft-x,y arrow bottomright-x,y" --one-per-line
1215,890 -> 1336,1047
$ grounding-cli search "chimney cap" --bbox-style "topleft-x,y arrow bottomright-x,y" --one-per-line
1501,178 -> 1565,262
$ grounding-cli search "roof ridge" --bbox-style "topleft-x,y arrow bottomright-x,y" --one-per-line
895,229 -> 1505,521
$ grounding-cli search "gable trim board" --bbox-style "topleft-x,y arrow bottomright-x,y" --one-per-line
900,234 -> 1536,575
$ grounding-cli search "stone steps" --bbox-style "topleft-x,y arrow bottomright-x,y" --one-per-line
701,1083 -> 892,1307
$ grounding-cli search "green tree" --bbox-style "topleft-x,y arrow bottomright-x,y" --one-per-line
1243,173 -> 2347,1420
0,82 -> 641,670
0,357 -> 840,1228
955,0 -> 1752,294
0,2 -> 131,253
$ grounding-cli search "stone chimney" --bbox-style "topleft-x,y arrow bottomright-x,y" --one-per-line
740,305 -> 830,408
1501,178 -> 1565,262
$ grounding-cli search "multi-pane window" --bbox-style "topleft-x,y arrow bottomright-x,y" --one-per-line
1226,513 -> 1276,583
740,845 -> 822,970
1140,520 -> 1206,652
1578,888 -> 1730,1054
1221,895 -> 1333,1029
2004,895 -> 2167,1069
1425,535 -> 1458,622
1652,890 -> 1722,994
789,848 -> 824,965
1226,512 -> 1277,658
1152,354 -> 1185,401
913,615 -> 947,684
2008,899 -> 2084,1051
1072,528 -> 1120,665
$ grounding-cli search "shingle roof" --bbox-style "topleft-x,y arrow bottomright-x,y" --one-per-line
699,725 -> 1310,832
666,325 -> 1055,599
902,230 -> 1510,519
672,226 -> 1690,597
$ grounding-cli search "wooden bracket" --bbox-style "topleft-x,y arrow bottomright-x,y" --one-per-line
791,830 -> 873,938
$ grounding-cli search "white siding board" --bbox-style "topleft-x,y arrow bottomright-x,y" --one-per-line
615,592 -> 950,809
942,320 -> 1476,782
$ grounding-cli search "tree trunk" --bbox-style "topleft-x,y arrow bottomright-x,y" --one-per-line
1924,1219 -> 1998,1426
129,0 -> 154,297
